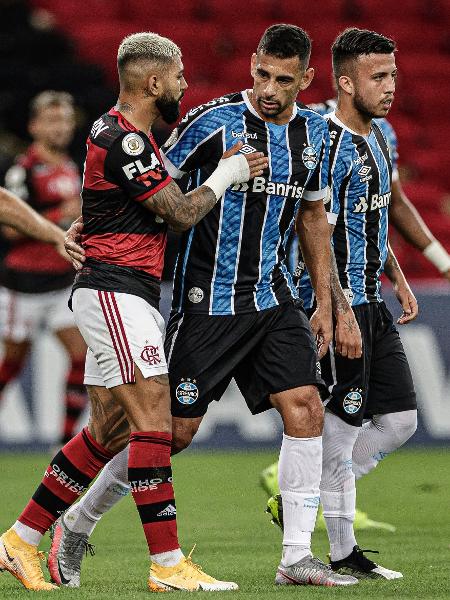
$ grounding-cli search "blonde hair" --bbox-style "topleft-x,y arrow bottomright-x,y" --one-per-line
117,32 -> 181,70
30,90 -> 74,118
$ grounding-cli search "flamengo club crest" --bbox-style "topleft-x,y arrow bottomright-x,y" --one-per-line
140,345 -> 161,365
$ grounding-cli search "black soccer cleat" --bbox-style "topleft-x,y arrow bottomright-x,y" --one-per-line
330,545 -> 403,580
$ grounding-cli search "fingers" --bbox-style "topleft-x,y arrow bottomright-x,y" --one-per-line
244,153 -> 269,178
397,293 -> 418,325
222,143 -> 269,178
317,331 -> 332,360
222,141 -> 243,158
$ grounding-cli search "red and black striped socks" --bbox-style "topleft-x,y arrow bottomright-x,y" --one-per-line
15,427 -> 114,542
62,359 -> 88,444
128,431 -> 180,555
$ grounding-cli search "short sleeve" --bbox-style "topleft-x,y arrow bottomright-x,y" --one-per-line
104,132 -> 171,202
303,122 -> 330,201
4,163 -> 29,201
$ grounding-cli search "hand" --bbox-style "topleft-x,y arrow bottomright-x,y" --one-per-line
64,216 -> 85,271
55,229 -> 71,263
222,141 -> 268,179
310,305 -> 333,360
394,282 -> 418,325
444,268 -> 450,282
335,309 -> 362,359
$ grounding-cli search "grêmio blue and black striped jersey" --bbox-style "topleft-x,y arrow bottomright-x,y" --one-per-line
308,98 -> 399,180
163,90 -> 330,316
298,111 -> 392,308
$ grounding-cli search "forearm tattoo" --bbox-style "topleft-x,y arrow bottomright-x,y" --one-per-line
384,246 -> 402,282
148,181 -> 217,231
330,252 -> 351,316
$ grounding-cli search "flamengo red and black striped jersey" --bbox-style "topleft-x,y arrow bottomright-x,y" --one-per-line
73,109 -> 172,308
1,145 -> 80,293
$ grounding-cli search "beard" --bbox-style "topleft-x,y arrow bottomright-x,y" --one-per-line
353,91 -> 383,119
156,92 -> 182,124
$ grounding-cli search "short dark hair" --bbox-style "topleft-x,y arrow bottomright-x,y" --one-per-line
332,28 -> 396,80
257,24 -> 311,67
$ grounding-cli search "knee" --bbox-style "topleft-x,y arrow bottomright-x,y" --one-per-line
171,421 -> 199,455
394,410 -> 417,446
273,386 -> 324,437
376,409 -> 417,448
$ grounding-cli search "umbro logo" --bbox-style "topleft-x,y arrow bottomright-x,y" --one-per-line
358,165 -> 371,177
156,504 -> 177,517
239,144 -> 257,155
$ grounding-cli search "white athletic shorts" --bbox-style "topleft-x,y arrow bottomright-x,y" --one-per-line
0,285 -> 75,343
72,288 -> 168,388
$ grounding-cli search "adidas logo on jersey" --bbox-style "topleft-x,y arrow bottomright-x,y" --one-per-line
353,192 -> 391,213
232,176 -> 304,199
156,504 -> 177,517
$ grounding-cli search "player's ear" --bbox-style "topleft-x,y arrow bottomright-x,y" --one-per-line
299,67 -> 314,91
146,74 -> 160,98
250,53 -> 257,77
339,75 -> 354,96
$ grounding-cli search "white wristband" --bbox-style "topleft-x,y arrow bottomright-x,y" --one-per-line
203,154 -> 250,201
423,240 -> 450,273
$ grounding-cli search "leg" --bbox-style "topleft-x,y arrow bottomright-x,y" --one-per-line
55,326 -> 88,444
352,303 -> 417,479
352,410 -> 417,479
0,338 -> 30,398
270,385 -> 324,567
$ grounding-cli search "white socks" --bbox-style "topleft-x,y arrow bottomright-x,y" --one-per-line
151,548 -> 184,567
65,446 -> 130,535
278,433 -> 322,567
352,410 -> 417,479
12,521 -> 43,546
320,410 -> 359,562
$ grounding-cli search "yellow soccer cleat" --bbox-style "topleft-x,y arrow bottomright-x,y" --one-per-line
0,528 -> 57,591
148,546 -> 238,592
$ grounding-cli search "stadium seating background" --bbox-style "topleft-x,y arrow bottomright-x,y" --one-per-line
1,0 -> 449,280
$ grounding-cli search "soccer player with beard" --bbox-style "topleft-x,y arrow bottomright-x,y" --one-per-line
52,24 -> 360,589
0,32 -> 266,592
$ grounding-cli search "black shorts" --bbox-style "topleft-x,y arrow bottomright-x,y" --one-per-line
165,300 -> 323,418
317,301 -> 416,427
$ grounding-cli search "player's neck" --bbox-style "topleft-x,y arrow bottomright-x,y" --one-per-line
115,96 -> 159,134
32,142 -> 67,165
335,105 -> 372,136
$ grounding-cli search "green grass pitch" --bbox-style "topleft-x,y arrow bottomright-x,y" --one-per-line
0,448 -> 449,599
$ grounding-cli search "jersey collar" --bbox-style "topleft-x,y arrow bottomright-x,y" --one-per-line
328,111 -> 373,139
242,90 -> 298,123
